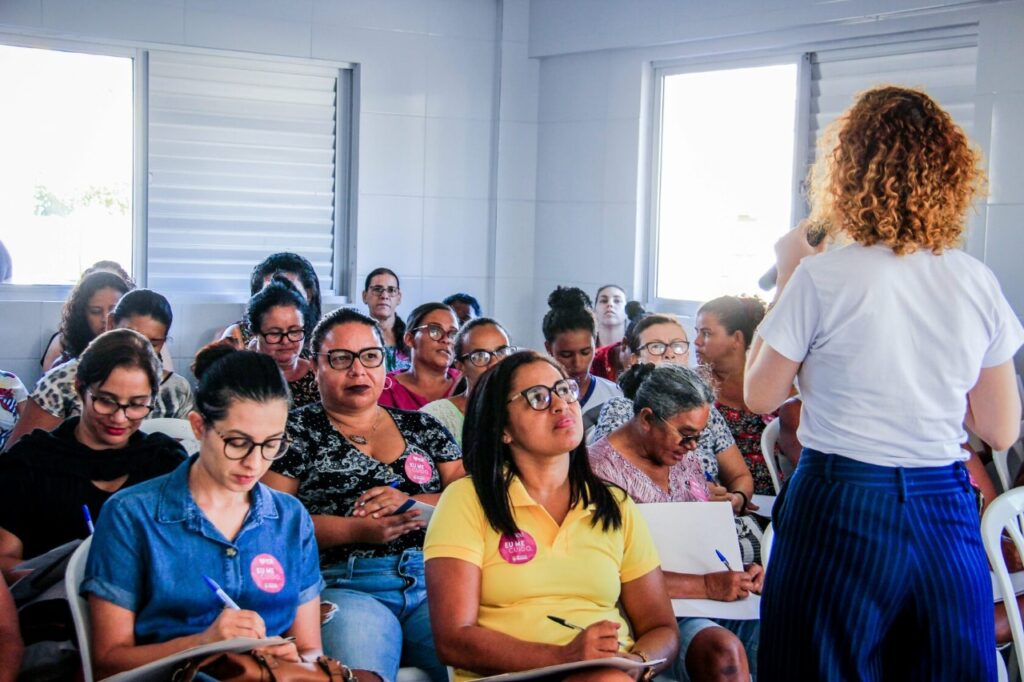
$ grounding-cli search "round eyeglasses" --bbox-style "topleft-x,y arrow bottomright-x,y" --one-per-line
507,378 -> 580,411
87,391 -> 153,420
459,345 -> 518,367
213,428 -> 292,461
412,324 -> 458,342
317,347 -> 385,371
638,340 -> 690,356
260,328 -> 305,344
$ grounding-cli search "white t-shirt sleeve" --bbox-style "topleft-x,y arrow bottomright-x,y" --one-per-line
757,263 -> 822,364
981,270 -> 1024,368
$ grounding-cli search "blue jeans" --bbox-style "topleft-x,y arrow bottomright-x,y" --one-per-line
321,550 -> 446,682
667,617 -> 760,682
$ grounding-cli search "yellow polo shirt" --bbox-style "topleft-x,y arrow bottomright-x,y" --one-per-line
423,476 -> 661,680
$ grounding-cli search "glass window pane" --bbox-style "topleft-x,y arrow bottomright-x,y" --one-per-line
656,63 -> 798,302
0,45 -> 133,285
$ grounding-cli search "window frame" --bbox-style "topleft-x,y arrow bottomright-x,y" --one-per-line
0,32 -> 356,302
645,53 -> 810,314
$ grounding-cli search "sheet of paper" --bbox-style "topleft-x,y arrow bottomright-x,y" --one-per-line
637,501 -> 760,620
103,636 -> 291,681
473,655 -> 665,681
750,494 -> 775,519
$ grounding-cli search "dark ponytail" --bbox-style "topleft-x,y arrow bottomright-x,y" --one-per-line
697,295 -> 766,350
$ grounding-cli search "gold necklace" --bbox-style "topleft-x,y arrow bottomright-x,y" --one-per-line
330,407 -> 382,446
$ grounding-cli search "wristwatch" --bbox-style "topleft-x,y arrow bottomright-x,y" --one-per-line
632,648 -> 656,682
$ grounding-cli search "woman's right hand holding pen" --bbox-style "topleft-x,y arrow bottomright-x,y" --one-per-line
702,564 -> 764,601
198,608 -> 266,645
561,620 -> 622,662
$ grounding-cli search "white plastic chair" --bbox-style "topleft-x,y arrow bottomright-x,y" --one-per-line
759,419 -> 782,494
65,536 -> 95,682
761,522 -> 774,568
983,488 -> 1024,678
139,417 -> 200,455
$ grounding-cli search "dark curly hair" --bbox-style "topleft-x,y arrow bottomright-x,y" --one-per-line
809,85 -> 985,255
59,271 -> 133,359
697,295 -> 766,350
245,275 -> 312,341
541,286 -> 595,343
249,252 -> 322,324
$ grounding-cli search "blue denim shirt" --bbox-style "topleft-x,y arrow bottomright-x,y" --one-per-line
82,456 -> 324,644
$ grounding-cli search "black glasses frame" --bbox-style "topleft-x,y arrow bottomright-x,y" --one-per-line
213,428 -> 292,461
412,324 -> 458,342
87,391 -> 153,420
260,328 -> 306,344
507,378 -> 580,411
458,345 -> 518,367
316,346 -> 386,371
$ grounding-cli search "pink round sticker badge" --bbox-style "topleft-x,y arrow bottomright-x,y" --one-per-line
404,452 -> 434,484
250,554 -> 286,593
498,531 -> 537,564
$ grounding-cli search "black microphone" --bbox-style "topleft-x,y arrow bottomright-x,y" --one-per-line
758,222 -> 829,290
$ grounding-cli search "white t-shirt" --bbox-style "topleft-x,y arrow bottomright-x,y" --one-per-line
758,244 -> 1024,467
581,375 -> 623,436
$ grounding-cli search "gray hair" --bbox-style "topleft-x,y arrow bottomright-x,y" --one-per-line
624,363 -> 715,419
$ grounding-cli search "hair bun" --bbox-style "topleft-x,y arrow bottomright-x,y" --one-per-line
192,339 -> 239,381
625,301 -> 646,323
617,362 -> 657,400
547,286 -> 592,311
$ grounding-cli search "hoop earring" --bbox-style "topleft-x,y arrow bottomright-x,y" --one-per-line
383,375 -> 394,391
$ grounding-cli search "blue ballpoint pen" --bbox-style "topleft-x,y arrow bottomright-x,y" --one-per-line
203,575 -> 241,610
704,471 -> 715,483
715,549 -> 733,572
82,505 -> 95,535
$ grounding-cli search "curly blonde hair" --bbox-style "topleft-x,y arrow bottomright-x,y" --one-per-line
807,85 -> 985,254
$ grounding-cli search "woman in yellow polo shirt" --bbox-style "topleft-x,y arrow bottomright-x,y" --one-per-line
424,350 -> 678,680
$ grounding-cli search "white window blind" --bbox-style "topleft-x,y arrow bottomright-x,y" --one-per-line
146,51 -> 342,294
807,33 -> 978,177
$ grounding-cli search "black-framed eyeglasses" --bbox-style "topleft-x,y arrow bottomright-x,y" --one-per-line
459,345 -> 518,367
657,416 -> 702,447
87,391 -> 153,420
260,328 -> 305,344
412,324 -> 458,342
507,378 -> 580,411
317,347 -> 385,371
367,285 -> 400,297
639,339 -> 690,356
213,428 -> 292,461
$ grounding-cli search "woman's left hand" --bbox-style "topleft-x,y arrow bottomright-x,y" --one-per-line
354,485 -> 409,518
744,563 -> 765,594
253,641 -> 300,662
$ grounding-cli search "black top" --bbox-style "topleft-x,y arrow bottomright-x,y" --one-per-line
272,404 -> 461,565
0,418 -> 187,559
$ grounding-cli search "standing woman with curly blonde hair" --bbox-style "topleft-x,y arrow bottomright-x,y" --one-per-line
746,86 -> 1023,680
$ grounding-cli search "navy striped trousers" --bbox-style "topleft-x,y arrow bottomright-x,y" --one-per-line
759,449 -> 995,681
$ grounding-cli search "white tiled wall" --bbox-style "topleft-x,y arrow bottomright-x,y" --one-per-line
0,0 -> 544,382
528,0 -> 1024,369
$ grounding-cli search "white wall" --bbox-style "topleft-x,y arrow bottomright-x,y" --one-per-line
0,0 -> 541,386
527,0 -> 1024,357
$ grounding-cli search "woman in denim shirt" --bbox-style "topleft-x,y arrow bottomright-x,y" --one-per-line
265,307 -> 463,682
83,346 -> 325,678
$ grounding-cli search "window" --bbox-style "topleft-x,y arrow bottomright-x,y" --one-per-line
0,39 -> 352,295
0,44 -> 133,285
650,62 -> 800,304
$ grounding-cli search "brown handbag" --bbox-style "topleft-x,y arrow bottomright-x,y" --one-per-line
177,651 -> 353,681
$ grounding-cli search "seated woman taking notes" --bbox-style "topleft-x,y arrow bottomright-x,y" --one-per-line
588,363 -> 762,682
424,350 -> 678,681
82,346 -> 324,678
